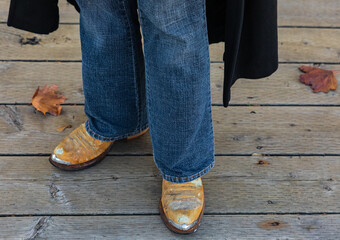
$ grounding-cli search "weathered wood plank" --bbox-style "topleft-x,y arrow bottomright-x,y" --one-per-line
0,105 -> 339,154
0,155 -> 339,215
0,61 -> 84,104
2,61 -> 339,105
1,215 -> 339,239
2,0 -> 339,27
278,28 -> 340,63
213,63 -> 340,105
3,156 -> 339,182
1,24 -> 340,62
0,24 -> 82,61
278,0 -> 340,27
0,0 -> 9,22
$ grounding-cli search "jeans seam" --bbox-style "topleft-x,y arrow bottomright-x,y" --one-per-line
121,0 -> 141,131
137,7 -> 152,138
202,0 -> 215,138
85,119 -> 148,141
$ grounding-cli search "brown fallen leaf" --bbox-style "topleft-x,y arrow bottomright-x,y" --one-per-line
299,65 -> 340,93
57,124 -> 72,132
30,84 -> 67,116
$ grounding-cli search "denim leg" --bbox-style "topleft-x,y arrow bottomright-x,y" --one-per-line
76,0 -> 148,141
137,0 -> 215,183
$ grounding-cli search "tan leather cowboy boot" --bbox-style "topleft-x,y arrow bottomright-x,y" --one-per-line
159,177 -> 205,234
49,122 -> 149,170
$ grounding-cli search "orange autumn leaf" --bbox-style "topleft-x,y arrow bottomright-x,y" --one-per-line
30,84 -> 67,116
299,65 -> 339,93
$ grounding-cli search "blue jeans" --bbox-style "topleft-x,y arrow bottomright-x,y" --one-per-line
75,0 -> 215,183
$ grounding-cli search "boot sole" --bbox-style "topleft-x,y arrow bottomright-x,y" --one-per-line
49,127 -> 149,171
158,197 -> 205,234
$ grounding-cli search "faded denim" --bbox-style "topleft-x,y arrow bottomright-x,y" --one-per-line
75,0 -> 215,183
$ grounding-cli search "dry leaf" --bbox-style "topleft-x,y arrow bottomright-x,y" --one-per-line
57,124 -> 72,132
299,65 -> 339,93
30,84 -> 67,116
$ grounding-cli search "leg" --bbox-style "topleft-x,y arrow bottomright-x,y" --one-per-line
49,0 -> 150,170
77,0 -> 148,141
137,0 -> 215,183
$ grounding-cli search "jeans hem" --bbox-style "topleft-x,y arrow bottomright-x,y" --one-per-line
159,159 -> 215,183
85,119 -> 149,142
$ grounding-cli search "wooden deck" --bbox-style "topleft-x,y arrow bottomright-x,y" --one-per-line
0,0 -> 340,239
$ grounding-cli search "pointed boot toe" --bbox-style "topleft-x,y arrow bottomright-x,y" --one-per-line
49,122 -> 149,171
159,177 -> 205,234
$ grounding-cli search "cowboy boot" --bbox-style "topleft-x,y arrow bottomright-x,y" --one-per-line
159,177 -> 205,234
49,122 -> 149,170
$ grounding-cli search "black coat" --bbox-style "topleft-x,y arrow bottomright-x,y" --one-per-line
7,0 -> 278,108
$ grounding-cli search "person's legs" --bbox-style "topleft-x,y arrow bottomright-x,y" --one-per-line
77,0 -> 148,141
51,0 -> 214,233
137,0 -> 215,183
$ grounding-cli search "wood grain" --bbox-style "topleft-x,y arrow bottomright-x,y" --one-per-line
1,62 -> 339,105
1,215 -> 339,239
278,0 -> 340,27
1,24 -> 340,62
0,155 -> 339,215
0,105 -> 339,155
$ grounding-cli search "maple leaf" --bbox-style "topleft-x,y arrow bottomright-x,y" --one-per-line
298,65 -> 339,93
30,84 -> 67,116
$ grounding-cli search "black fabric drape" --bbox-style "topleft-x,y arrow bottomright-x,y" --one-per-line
7,0 -> 59,34
207,0 -> 278,107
